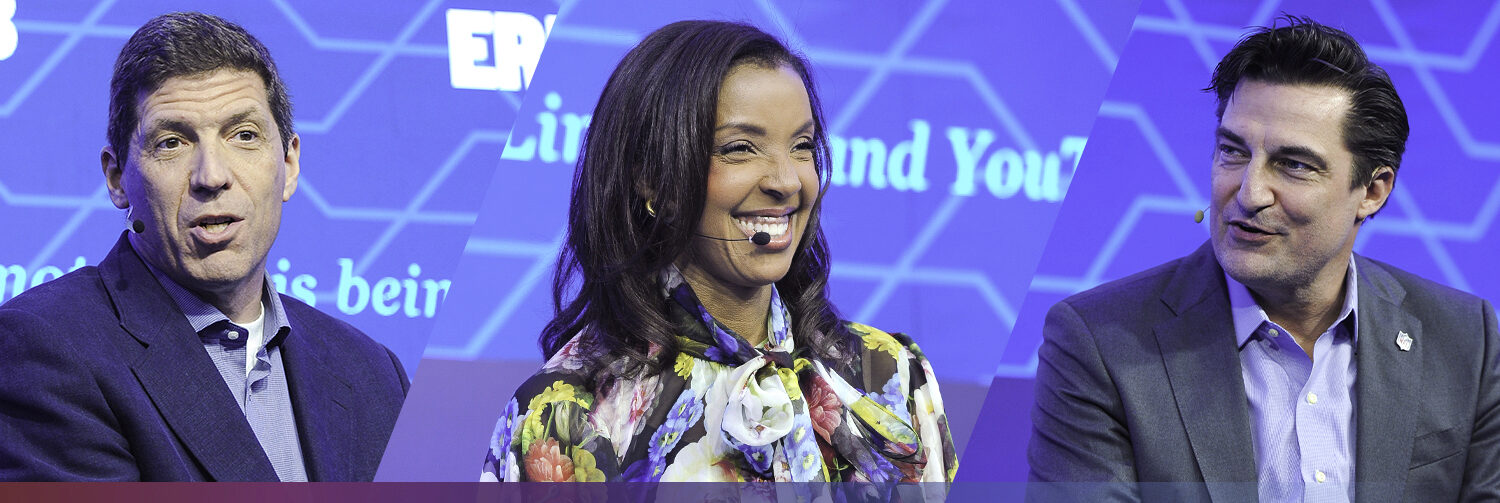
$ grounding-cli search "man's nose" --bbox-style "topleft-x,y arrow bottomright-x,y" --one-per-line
1233,161 -> 1275,213
190,142 -> 233,194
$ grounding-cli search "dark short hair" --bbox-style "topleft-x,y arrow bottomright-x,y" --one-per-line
107,12 -> 293,162
542,20 -> 849,377
1208,15 -> 1408,191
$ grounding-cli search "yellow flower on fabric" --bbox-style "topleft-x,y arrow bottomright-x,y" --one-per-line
778,367 -> 802,401
528,381 -> 586,411
517,410 -> 546,453
570,448 -> 607,482
850,397 -> 917,444
851,322 -> 903,359
793,357 -> 812,373
674,352 -> 695,378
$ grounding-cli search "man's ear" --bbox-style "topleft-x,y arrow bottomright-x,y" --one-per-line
282,133 -> 301,201
102,146 -> 129,209
1357,166 -> 1395,220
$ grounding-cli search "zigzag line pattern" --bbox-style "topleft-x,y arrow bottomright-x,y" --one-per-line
0,1 -> 537,360
0,0 -> 516,273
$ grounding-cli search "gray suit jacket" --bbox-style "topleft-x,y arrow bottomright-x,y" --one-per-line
1027,242 -> 1500,502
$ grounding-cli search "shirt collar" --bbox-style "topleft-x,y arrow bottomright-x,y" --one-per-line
138,252 -> 292,347
1226,255 -> 1359,349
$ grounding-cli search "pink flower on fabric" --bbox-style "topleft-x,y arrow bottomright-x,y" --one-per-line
627,383 -> 653,426
524,438 -> 574,482
808,376 -> 843,440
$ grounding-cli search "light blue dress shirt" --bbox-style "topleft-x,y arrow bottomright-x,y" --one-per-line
144,263 -> 308,482
1227,257 -> 1358,503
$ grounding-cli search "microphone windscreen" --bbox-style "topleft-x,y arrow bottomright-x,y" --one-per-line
751,232 -> 771,246
132,220 -> 145,233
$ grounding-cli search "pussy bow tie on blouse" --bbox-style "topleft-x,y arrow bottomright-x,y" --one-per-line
662,267 -> 923,482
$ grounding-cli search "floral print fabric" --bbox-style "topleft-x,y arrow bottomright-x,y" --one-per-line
482,267 -> 956,492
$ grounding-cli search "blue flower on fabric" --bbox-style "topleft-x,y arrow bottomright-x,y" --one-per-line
852,444 -> 899,485
871,374 -> 911,424
705,345 -> 730,364
729,440 -> 775,475
484,398 -> 520,479
767,288 -> 789,347
645,391 -> 704,478
491,398 -> 518,453
785,415 -> 823,481
712,324 -> 743,355
665,390 -> 704,428
622,458 -> 659,482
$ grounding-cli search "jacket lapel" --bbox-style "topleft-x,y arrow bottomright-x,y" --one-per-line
1154,244 -> 1258,500
280,309 -> 356,482
99,234 -> 279,481
1352,256 -> 1422,503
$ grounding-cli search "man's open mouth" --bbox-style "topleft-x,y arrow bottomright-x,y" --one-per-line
194,215 -> 241,234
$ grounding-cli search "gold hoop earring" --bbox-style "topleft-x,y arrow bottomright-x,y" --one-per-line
646,199 -> 656,217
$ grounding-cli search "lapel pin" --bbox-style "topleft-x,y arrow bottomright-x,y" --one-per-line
1396,331 -> 1413,352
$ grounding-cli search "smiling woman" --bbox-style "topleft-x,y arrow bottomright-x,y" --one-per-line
479,20 -> 956,491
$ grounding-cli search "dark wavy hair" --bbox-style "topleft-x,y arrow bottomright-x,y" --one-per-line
108,12 -> 294,163
1207,15 -> 1408,204
541,20 -> 850,378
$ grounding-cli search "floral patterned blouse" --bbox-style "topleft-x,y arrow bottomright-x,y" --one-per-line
481,268 -> 956,493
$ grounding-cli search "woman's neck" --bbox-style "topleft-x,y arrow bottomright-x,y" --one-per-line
677,267 -> 772,347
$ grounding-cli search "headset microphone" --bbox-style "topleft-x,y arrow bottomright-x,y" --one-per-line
697,231 -> 772,246
649,200 -> 773,245
1193,208 -> 1208,224
125,206 -> 145,233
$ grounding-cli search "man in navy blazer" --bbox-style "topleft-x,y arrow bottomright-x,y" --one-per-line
0,12 -> 407,481
1028,17 -> 1500,502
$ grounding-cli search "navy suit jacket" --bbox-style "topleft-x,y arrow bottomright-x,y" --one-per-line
1028,243 -> 1500,502
0,234 -> 409,481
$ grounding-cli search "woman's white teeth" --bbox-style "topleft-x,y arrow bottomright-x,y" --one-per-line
736,216 -> 788,236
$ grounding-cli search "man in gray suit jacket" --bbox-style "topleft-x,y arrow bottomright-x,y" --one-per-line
1028,16 -> 1500,502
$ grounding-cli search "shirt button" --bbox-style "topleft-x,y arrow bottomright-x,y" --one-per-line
227,332 -> 240,340
1269,328 -> 1280,337
1306,392 -> 1318,405
1315,470 -> 1327,483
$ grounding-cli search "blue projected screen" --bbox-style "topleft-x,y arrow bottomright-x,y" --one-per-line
16,0 -> 1487,486
423,0 -> 1134,383
381,0 -> 1136,482
964,0 -> 1500,481
0,0 -> 556,371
